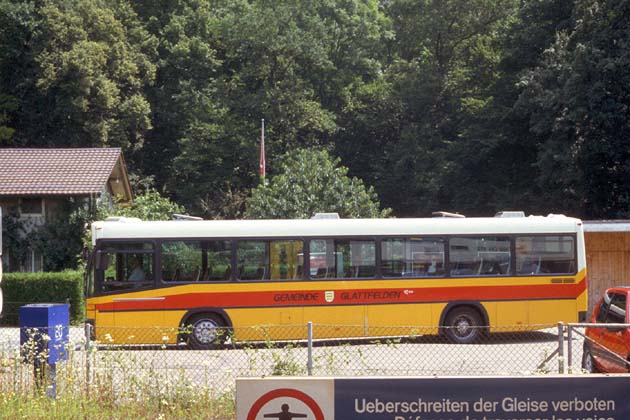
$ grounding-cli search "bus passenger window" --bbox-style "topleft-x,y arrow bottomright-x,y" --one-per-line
270,240 -> 303,280
449,237 -> 510,277
516,236 -> 575,275
381,238 -> 444,278
204,240 -> 231,281
237,241 -> 269,280
336,240 -> 375,279
161,241 -> 203,282
309,240 -> 335,278
309,239 -> 375,279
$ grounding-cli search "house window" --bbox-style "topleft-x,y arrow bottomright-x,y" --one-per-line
20,198 -> 44,216
23,248 -> 43,272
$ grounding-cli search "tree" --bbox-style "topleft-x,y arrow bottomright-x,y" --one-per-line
245,148 -> 391,219
134,0 -> 391,217
518,0 -> 630,218
353,0 -> 518,216
440,0 -> 576,216
96,188 -> 184,221
0,0 -> 38,146
2,0 -> 156,169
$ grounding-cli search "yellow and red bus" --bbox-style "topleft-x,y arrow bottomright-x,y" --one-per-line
85,214 -> 587,347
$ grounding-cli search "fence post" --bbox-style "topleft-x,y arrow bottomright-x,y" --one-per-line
557,322 -> 565,374
567,324 -> 573,372
307,322 -> 313,376
84,322 -> 91,396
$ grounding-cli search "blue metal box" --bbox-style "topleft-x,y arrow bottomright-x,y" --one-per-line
19,304 -> 69,365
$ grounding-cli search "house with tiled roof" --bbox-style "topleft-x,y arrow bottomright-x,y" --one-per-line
0,148 -> 132,272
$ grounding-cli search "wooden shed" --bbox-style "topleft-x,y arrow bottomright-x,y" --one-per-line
584,221 -> 630,311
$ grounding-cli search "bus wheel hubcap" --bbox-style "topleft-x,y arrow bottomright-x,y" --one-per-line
194,320 -> 217,343
454,317 -> 472,337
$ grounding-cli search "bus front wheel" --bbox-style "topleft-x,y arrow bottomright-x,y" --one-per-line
185,313 -> 227,350
444,307 -> 484,344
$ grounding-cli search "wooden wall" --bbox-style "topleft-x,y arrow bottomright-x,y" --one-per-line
585,231 -> 630,311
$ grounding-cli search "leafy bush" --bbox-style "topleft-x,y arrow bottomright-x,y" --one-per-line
97,188 -> 185,221
246,148 -> 391,219
2,199 -> 91,272
1,271 -> 84,325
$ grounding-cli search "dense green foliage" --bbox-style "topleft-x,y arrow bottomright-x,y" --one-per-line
246,148 -> 391,218
2,199 -> 89,272
1,270 -> 84,325
97,189 -> 185,222
80,189 -> 184,253
1,0 -> 628,219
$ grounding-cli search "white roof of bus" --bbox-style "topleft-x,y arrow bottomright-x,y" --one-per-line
91,215 -> 582,244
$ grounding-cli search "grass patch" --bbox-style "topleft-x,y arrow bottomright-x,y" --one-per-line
0,392 -> 235,419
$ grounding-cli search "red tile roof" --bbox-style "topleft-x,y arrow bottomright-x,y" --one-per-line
0,148 -> 124,196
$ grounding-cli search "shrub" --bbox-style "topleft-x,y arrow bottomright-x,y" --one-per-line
1,270 -> 84,325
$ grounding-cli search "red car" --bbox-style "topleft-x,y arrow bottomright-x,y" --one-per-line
582,287 -> 630,373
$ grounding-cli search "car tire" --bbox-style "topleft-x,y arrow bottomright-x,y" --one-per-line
581,347 -> 599,373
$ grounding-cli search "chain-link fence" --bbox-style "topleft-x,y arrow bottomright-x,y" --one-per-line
1,321 -> 602,400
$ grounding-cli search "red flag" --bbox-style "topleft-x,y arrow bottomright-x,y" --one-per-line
259,119 -> 266,178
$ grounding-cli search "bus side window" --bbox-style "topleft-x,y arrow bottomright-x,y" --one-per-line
237,241 -> 269,281
269,240 -> 303,280
309,239 -> 334,279
516,235 -> 576,275
381,238 -> 444,278
161,241 -> 203,282
335,239 -> 375,279
204,240 -> 231,281
450,237 -> 510,277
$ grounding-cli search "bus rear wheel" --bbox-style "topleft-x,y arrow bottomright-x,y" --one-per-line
185,313 -> 227,350
444,307 -> 484,344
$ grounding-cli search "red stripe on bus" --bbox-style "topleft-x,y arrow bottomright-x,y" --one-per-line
95,277 -> 586,312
